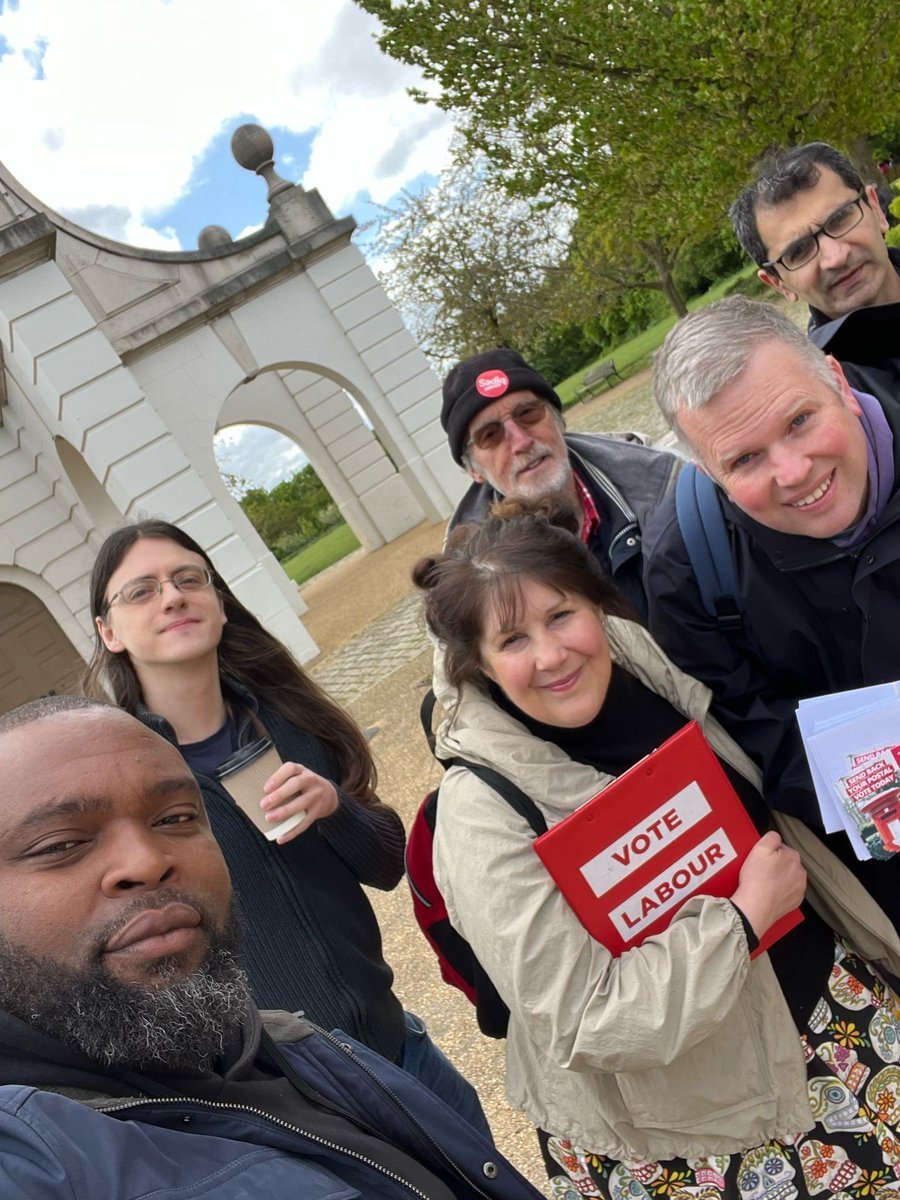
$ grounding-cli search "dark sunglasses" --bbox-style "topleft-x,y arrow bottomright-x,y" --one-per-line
468,399 -> 549,452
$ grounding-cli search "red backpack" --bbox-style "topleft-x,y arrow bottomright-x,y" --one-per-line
405,692 -> 547,1039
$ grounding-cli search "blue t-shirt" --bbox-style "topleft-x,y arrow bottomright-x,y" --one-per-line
180,711 -> 239,777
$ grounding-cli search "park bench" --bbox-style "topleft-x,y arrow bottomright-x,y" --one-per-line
575,359 -> 623,401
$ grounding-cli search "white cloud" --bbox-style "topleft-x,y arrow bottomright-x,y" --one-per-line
215,424 -> 308,493
235,221 -> 264,241
57,202 -> 182,250
0,0 -> 453,245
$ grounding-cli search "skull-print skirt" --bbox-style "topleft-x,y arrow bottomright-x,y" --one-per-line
540,941 -> 900,1200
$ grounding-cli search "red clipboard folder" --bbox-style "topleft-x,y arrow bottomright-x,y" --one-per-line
533,721 -> 802,957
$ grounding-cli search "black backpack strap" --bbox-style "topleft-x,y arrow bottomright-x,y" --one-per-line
675,463 -> 742,633
421,686 -> 547,835
419,688 -> 438,755
445,756 -> 548,837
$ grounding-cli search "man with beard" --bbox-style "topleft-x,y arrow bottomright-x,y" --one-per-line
0,695 -> 542,1200
441,349 -> 681,618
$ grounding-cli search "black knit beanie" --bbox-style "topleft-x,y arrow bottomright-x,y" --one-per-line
441,349 -> 562,465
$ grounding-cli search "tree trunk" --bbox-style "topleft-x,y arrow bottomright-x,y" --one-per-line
847,138 -> 881,187
640,238 -> 689,318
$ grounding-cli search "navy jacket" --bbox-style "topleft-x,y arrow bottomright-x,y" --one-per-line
0,1015 -> 542,1200
642,397 -> 900,921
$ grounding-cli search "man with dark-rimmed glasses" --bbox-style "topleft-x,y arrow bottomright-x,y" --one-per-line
731,141 -> 900,401
440,349 -> 681,617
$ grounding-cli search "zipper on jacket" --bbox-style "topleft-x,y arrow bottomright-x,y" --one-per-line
317,1028 -> 495,1200
779,548 -> 851,572
97,1095 -> 432,1199
572,450 -> 637,524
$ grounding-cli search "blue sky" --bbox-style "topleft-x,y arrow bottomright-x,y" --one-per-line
0,1 -> 452,488
153,120 -> 315,246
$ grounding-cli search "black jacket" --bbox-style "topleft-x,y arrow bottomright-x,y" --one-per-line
140,687 -> 408,1062
808,246 -> 900,401
642,399 -> 900,921
450,431 -> 682,619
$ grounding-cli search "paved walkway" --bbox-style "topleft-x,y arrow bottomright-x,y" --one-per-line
309,592 -> 427,704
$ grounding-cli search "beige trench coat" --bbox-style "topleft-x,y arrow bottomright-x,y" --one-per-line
432,618 -> 900,1161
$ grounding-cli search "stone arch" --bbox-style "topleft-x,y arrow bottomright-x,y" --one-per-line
54,435 -> 124,535
217,362 -> 428,550
0,572 -> 88,716
0,121 -> 468,683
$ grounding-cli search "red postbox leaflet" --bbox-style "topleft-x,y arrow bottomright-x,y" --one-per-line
839,752 -> 900,856
533,721 -> 802,957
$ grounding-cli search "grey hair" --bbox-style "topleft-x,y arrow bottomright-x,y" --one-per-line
652,297 -> 839,441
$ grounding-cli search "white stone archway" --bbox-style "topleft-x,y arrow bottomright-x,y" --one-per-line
0,569 -> 89,712
0,124 -> 466,708
218,363 -> 430,550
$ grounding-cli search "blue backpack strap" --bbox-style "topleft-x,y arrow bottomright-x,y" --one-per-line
674,464 -> 742,632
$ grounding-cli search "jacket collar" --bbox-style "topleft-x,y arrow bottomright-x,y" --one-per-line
808,246 -> 900,346
0,998 -> 314,1108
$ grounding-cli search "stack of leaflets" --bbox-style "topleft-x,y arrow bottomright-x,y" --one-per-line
797,682 -> 900,861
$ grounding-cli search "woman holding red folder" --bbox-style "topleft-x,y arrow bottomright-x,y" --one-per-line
415,497 -> 900,1199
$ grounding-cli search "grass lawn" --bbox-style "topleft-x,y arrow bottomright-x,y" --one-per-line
281,523 -> 361,586
556,265 -> 767,408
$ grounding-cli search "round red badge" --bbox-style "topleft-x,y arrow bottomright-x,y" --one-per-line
475,369 -> 509,398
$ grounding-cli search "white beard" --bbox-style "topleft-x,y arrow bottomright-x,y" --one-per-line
478,442 -> 572,501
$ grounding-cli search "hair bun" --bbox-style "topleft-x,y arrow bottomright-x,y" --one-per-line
490,495 -> 580,536
410,554 -> 444,590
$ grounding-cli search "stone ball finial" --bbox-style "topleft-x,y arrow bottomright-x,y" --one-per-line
198,225 -> 234,252
231,124 -> 293,201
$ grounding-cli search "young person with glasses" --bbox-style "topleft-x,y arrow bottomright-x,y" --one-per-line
82,519 -> 490,1136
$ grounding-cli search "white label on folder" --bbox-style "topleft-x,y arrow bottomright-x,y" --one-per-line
610,828 -> 737,940
579,781 -> 711,896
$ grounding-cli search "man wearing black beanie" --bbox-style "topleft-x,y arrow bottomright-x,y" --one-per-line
441,349 -> 680,617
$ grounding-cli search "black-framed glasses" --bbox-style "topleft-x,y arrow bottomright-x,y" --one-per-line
762,189 -> 868,273
106,566 -> 214,611
468,399 -> 549,452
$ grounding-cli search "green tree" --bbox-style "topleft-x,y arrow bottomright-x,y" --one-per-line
358,0 -> 897,314
239,465 -> 338,561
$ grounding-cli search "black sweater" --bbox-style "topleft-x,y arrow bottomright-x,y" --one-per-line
140,684 -> 407,1062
